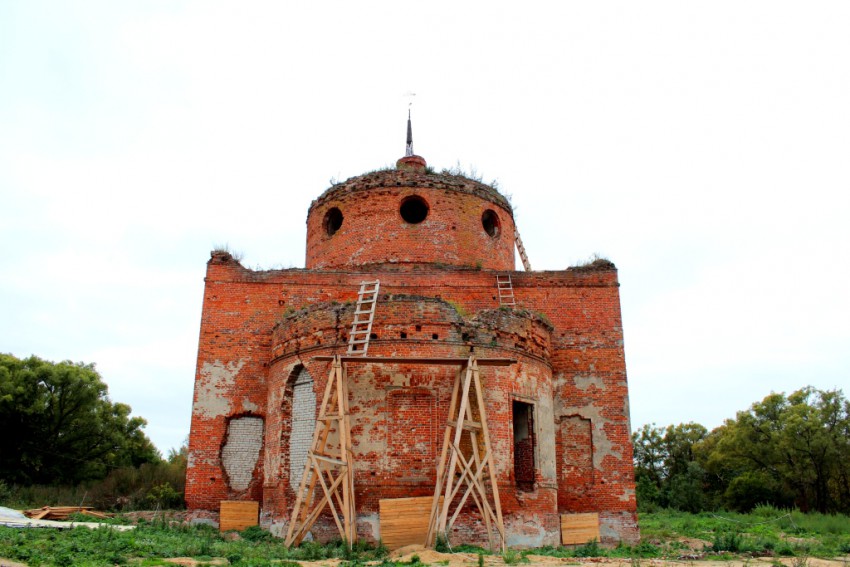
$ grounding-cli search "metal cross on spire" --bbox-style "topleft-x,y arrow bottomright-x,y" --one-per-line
405,108 -> 414,157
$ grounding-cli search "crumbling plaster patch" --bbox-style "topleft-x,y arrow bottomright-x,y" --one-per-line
574,374 -> 604,391
358,513 -> 380,542
349,377 -> 386,457
196,359 -> 247,417
505,514 -> 554,548
558,402 -> 623,469
535,393 -> 557,480
222,416 -> 263,492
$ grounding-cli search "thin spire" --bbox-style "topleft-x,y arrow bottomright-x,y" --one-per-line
405,108 -> 414,157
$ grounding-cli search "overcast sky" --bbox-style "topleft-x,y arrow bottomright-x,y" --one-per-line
2,2 -> 848,455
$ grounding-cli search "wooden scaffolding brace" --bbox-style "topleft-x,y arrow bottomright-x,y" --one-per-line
286,281 -> 379,547
284,354 -> 513,550
284,355 -> 356,547
426,354 -> 507,552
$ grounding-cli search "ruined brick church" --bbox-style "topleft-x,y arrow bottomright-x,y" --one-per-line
186,117 -> 638,547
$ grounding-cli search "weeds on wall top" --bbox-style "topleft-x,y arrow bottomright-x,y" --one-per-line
435,162 -> 500,190
211,244 -> 244,262
570,253 -> 615,272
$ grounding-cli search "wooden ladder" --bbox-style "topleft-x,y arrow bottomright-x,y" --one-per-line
347,280 -> 380,356
426,355 -> 505,551
285,355 -> 356,548
515,228 -> 531,271
496,274 -> 516,307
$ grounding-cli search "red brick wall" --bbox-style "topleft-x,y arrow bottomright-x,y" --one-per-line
305,170 -> 515,271
387,389 -> 437,482
187,230 -> 637,544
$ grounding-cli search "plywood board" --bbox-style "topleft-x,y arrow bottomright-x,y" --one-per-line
560,512 -> 600,545
380,496 -> 442,550
220,500 -> 259,532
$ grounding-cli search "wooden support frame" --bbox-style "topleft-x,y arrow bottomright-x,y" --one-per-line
285,355 -> 356,548
426,355 -> 506,552
285,353 -> 514,550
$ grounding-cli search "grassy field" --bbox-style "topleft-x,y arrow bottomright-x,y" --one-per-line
638,506 -> 850,559
1,507 -> 849,566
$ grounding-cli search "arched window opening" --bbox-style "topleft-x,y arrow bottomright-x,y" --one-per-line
288,366 -> 316,491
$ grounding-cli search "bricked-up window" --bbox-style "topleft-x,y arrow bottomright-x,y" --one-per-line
289,367 -> 316,491
557,415 -> 593,490
512,400 -> 536,491
323,207 -> 343,236
399,195 -> 429,224
481,209 -> 501,237
388,389 -> 436,481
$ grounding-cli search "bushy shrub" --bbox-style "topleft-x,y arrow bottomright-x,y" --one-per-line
240,524 -> 273,542
711,530 -> 743,552
574,539 -> 602,557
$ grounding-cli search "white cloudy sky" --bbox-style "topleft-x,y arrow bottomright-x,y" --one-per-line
2,2 -> 848,454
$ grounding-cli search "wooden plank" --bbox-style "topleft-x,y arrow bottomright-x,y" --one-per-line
560,513 -> 600,545
79,510 -> 113,519
27,508 -> 51,520
24,506 -> 99,520
220,501 -> 259,532
381,497 -> 442,550
312,356 -> 516,366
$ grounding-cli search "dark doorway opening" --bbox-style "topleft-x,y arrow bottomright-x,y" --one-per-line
512,400 -> 536,491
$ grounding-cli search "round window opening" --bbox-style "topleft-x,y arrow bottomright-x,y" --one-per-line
399,195 -> 429,224
481,209 -> 501,237
323,207 -> 344,236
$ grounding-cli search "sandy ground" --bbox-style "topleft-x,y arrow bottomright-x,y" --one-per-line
383,546 -> 850,567
2,551 -> 849,566
276,551 -> 850,567
149,548 -> 850,567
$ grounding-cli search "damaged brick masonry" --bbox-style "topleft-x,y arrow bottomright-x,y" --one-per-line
186,143 -> 639,547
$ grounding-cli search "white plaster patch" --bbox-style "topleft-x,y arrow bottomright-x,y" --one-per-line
574,374 -> 604,391
350,373 -> 385,454
222,416 -> 264,491
269,521 -> 287,538
536,392 -> 557,480
195,359 -> 246,417
187,450 -> 215,467
505,515 -> 548,548
357,513 -> 380,541
242,398 -> 259,412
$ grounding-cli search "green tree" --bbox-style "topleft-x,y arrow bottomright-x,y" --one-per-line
632,421 -> 709,511
711,387 -> 850,513
0,353 -> 160,485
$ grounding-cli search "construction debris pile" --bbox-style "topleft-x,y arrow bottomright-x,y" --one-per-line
23,506 -> 112,521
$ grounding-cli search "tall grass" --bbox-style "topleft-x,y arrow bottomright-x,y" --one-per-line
640,507 -> 850,558
0,523 -> 389,567
1,460 -> 185,511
